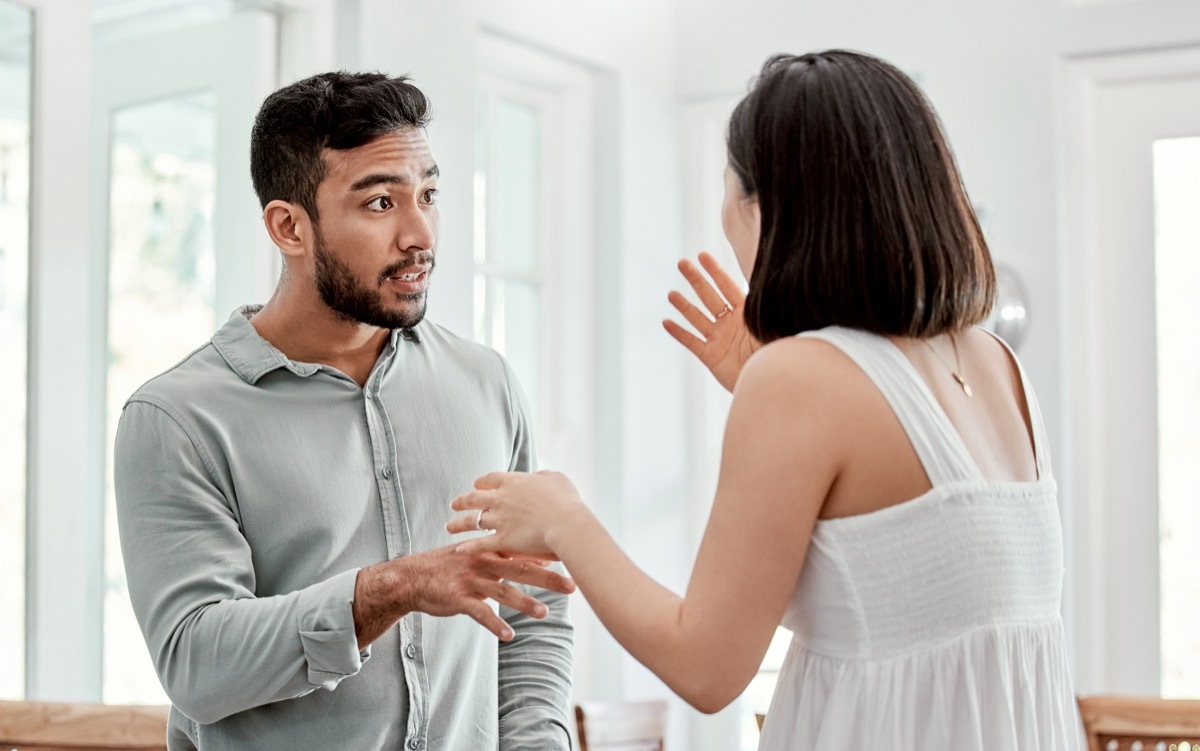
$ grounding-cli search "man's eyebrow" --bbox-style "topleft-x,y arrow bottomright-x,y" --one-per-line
349,164 -> 439,192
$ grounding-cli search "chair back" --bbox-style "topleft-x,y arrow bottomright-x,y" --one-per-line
0,700 -> 169,751
1078,695 -> 1200,751
575,699 -> 667,751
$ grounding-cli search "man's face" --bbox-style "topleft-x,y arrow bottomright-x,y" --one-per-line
310,128 -> 439,329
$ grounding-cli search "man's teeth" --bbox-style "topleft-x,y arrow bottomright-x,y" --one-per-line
393,271 -> 424,281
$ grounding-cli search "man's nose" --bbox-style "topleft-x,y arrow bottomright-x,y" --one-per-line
397,204 -> 436,252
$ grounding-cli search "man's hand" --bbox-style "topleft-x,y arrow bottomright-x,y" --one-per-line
663,252 -> 761,392
352,544 -> 575,648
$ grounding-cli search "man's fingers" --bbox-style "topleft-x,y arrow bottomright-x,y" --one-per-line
488,556 -> 576,594
455,537 -> 503,556
662,320 -> 706,360
667,290 -> 715,334
507,552 -> 559,565
698,251 -> 746,304
483,580 -> 548,620
465,600 -> 514,641
677,259 -> 729,316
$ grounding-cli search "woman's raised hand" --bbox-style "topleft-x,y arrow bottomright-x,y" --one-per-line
663,252 -> 760,392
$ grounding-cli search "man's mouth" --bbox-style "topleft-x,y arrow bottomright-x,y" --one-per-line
384,265 -> 431,294
389,269 -> 428,282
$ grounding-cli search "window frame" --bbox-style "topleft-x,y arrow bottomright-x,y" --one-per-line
475,31 -> 600,703
19,0 -> 334,701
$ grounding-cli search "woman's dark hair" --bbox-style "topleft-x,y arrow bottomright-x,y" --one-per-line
728,50 -> 995,343
250,71 -> 430,222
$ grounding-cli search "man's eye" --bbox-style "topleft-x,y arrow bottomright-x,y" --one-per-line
422,188 -> 439,204
366,196 -> 393,211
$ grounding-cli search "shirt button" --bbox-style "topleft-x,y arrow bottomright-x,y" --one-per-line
382,467 -> 393,480
409,739 -> 420,749
406,644 -> 417,659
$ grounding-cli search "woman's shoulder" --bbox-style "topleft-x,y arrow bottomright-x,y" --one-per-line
733,331 -> 874,409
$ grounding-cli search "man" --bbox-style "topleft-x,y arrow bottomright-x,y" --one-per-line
114,72 -> 575,751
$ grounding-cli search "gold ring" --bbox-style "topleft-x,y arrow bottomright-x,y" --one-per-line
716,306 -> 732,319
475,508 -> 488,531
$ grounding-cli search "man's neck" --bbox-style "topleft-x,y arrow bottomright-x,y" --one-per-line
250,286 -> 391,388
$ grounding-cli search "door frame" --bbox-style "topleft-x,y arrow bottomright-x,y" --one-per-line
1060,45 -> 1200,695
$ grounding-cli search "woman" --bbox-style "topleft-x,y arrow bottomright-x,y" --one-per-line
448,50 -> 1080,749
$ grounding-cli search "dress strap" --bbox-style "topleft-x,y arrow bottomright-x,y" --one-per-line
977,328 -> 1052,480
797,327 -> 981,486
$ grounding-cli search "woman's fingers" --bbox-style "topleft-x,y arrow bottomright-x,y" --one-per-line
446,511 -> 487,534
662,319 -> 707,360
678,258 -> 730,316
698,251 -> 746,304
474,471 -> 508,490
451,488 -> 493,513
667,290 -> 715,334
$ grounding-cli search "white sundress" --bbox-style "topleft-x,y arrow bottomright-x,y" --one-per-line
757,327 -> 1081,750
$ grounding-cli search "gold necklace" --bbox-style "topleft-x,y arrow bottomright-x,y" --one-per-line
923,334 -> 972,397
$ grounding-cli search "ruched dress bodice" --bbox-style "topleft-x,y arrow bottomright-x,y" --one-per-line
757,327 -> 1080,750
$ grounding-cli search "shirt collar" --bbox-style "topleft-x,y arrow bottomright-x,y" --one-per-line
212,305 -> 421,386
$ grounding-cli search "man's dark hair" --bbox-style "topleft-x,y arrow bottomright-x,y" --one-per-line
727,50 -> 995,344
250,71 -> 430,222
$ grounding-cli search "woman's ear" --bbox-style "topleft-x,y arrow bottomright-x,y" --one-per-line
262,200 -> 311,261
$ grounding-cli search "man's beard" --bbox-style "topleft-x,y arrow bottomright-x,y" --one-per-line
312,227 -> 432,330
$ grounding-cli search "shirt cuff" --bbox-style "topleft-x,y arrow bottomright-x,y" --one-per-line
295,568 -> 369,690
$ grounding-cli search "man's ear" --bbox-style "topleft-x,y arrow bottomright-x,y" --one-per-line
262,200 -> 312,260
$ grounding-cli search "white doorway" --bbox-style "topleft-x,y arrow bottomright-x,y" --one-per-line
1064,47 -> 1200,697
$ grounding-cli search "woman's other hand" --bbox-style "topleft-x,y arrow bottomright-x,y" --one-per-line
447,470 -> 590,558
663,252 -> 760,392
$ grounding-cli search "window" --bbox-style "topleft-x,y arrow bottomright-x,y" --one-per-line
474,35 -> 596,493
18,0 -> 325,704
91,5 -> 280,702
474,33 -> 600,704
0,0 -> 31,701
103,92 -> 219,703
474,90 -> 545,429
1153,135 -> 1200,698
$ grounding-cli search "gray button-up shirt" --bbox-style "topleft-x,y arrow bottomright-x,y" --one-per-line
114,307 -> 573,751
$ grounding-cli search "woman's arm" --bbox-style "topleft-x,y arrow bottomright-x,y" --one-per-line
449,338 -> 844,712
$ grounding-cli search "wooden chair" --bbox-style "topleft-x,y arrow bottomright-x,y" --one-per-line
1078,695 -> 1200,751
575,700 -> 667,751
0,700 -> 169,751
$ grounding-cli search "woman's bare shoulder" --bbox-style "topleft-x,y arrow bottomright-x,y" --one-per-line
736,334 -> 863,394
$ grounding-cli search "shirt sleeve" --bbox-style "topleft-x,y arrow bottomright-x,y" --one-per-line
495,359 -> 576,750
114,398 -> 369,725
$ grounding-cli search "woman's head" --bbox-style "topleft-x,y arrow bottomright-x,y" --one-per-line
726,50 -> 995,343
